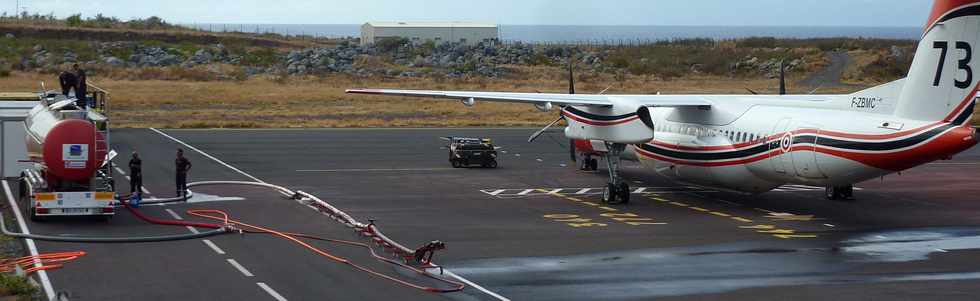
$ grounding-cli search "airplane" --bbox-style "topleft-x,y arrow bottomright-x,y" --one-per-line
348,0 -> 979,205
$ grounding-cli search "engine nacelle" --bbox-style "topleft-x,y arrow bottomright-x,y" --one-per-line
636,106 -> 656,130
534,102 -> 554,112
562,105 -> 654,144
461,97 -> 476,107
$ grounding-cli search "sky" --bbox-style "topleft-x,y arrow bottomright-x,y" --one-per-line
6,0 -> 931,27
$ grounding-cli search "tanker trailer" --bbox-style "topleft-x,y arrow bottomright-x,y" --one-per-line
18,96 -> 114,221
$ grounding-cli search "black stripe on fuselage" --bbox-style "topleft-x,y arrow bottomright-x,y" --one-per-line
564,106 -> 636,121
640,124 -> 951,162
952,100 -> 976,125
938,4 -> 980,24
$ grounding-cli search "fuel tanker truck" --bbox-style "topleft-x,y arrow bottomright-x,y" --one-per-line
17,93 -> 115,221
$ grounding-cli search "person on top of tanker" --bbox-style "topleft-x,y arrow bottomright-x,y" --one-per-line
58,67 -> 78,98
72,64 -> 88,109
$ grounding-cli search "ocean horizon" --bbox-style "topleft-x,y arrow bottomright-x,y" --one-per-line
185,24 -> 921,43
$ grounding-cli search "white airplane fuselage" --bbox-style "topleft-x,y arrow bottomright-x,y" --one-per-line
564,88 -> 977,194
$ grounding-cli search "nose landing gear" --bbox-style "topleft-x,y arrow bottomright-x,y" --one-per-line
600,143 -> 630,204
825,185 -> 854,201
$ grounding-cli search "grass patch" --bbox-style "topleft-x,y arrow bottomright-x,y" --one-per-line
0,273 -> 38,300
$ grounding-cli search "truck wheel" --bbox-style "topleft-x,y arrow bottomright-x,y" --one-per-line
589,159 -> 599,171
29,208 -> 43,222
488,160 -> 498,168
451,160 -> 461,168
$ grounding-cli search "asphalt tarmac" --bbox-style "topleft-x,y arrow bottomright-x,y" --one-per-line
6,128 -> 980,300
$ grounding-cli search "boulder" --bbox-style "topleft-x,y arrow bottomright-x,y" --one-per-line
105,56 -> 125,67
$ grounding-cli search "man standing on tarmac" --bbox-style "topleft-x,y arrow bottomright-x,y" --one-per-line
175,149 -> 192,199
129,152 -> 142,196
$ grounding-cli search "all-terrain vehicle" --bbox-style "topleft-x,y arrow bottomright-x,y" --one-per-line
447,137 -> 498,168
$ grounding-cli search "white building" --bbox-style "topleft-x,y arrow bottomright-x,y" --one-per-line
361,22 -> 499,46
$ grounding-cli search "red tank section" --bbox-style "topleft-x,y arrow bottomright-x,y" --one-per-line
41,119 -> 101,182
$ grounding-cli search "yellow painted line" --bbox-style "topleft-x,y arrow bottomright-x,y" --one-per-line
689,207 -> 710,212
709,211 -> 731,217
669,202 -> 689,207
582,202 -> 600,206
598,206 -> 619,212
773,234 -> 818,239
567,197 -> 585,202
731,217 -> 754,223
754,208 -> 776,213
650,197 -> 672,203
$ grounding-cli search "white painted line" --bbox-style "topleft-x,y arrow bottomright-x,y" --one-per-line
547,189 -> 563,194
535,158 -> 543,162
141,186 -> 151,195
936,248 -> 949,253
633,187 -> 647,193
203,240 -> 226,255
151,128 -> 264,183
186,226 -> 200,234
257,282 -> 288,301
823,224 -> 836,228
443,269 -> 510,301
227,259 -> 254,277
487,189 -> 506,196
2,181 -> 55,301
113,166 -> 126,176
296,168 -> 456,172
165,208 -> 183,220
576,188 -> 591,194
517,189 -> 535,195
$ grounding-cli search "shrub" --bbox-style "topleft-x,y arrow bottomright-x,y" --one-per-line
65,14 -> 82,27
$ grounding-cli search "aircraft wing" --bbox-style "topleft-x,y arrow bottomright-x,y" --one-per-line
345,89 -> 712,108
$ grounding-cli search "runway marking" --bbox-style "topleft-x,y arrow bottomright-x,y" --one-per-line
540,190 -> 664,226
650,195 -> 818,240
153,128 -> 507,301
2,181 -> 55,300
710,212 -> 731,217
186,226 -> 200,234
689,207 -> 710,212
151,128 -> 264,183
582,202 -> 600,206
165,208 -> 183,220
670,202 -> 690,207
481,186 -> 714,198
203,240 -> 226,255
731,217 -> 754,223
296,168 -> 458,172
772,184 -> 864,192
257,282 -> 289,301
598,206 -> 619,212
227,259 -> 254,277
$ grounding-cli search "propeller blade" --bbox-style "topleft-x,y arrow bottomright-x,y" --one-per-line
528,116 -> 565,143
568,60 -> 576,95
598,85 -> 613,95
779,60 -> 786,95
745,88 -> 759,95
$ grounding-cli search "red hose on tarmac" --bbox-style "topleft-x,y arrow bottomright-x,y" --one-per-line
186,209 -> 465,293
120,198 -> 228,229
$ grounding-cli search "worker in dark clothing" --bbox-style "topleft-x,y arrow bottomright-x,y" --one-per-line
72,64 -> 88,109
175,149 -> 192,199
129,152 -> 142,196
58,69 -> 77,97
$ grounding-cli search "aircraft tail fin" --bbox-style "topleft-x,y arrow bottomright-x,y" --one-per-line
897,0 -> 980,125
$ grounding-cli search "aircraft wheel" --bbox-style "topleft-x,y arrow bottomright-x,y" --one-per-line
617,182 -> 631,204
602,183 -> 617,204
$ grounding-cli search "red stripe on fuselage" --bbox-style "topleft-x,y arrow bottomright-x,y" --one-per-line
925,0 -> 980,36
637,125 -> 976,171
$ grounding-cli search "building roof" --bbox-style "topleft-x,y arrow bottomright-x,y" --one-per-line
365,21 -> 497,28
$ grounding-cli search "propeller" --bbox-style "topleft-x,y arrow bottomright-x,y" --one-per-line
744,59 -> 787,95
527,58 -> 578,163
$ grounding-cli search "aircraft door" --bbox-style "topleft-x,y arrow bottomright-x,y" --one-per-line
770,118 -> 792,174
791,124 -> 825,179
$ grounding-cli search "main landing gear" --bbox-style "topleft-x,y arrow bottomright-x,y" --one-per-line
825,185 -> 854,201
600,143 -> 630,205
